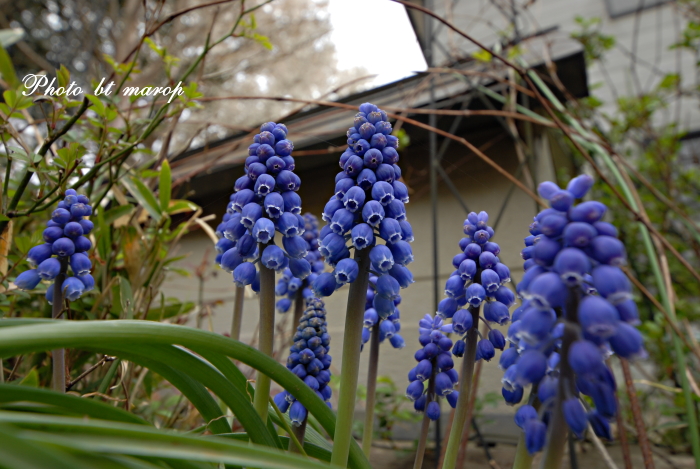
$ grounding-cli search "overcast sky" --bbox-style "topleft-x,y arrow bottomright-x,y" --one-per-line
327,0 -> 427,87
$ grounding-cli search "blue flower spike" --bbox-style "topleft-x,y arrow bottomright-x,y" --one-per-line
215,122 -> 309,288
405,314 -> 457,421
16,189 -> 94,303
274,213 -> 325,313
504,175 -> 645,455
311,103 -> 414,298
274,299 -> 333,425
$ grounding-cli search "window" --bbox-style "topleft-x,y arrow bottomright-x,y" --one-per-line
604,0 -> 672,19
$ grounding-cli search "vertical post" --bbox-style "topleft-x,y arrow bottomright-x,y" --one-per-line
52,257 -> 68,393
253,260 -> 276,421
424,0 -> 442,461
231,285 -> 245,341
361,323 -> 381,457
330,248 -> 371,468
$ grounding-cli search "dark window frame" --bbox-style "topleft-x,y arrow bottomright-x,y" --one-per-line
604,0 -> 673,19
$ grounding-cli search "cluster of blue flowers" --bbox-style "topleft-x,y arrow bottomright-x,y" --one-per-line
361,275 -> 405,350
15,189 -> 94,302
214,122 -> 309,290
438,211 -> 514,360
274,298 -> 332,426
275,213 -> 325,312
502,175 -> 645,454
405,314 -> 459,420
311,102 -> 414,308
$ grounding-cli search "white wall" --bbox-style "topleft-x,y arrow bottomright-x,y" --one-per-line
421,0 -> 699,129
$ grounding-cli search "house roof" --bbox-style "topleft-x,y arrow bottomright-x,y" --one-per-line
170,28 -> 587,203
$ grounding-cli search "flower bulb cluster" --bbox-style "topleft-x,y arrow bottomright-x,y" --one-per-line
502,175 -> 645,454
360,275 -> 405,350
405,314 -> 458,420
274,298 -> 332,426
439,211 -> 514,359
275,213 -> 325,312
15,189 -> 94,302
311,102 -> 414,304
214,122 -> 309,290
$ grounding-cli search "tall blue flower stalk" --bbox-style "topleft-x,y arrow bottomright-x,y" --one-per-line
437,210 -> 514,468
274,298 -> 332,448
504,175 -> 645,468
275,213 -> 325,330
15,189 -> 95,392
406,314 -> 458,468
311,102 -> 414,467
216,121 -> 308,421
359,275 -> 407,456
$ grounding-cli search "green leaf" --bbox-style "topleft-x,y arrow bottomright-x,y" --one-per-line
54,142 -> 84,170
166,200 -> 198,215
122,178 -> 162,222
85,94 -> 106,117
0,28 -> 24,48
0,320 -> 372,469
144,301 -> 194,321
0,385 -> 148,425
118,277 -> 134,320
18,368 -> 38,387
0,412 -> 331,469
472,49 -> 492,63
0,46 -> 19,89
159,160 -> 171,211
0,422 -> 95,469
102,204 -> 134,226
56,65 -> 70,91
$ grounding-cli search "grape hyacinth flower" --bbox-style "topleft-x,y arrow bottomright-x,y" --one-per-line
311,102 -> 414,304
503,175 -> 645,459
215,122 -> 307,422
441,211 -> 514,468
406,314 -> 457,467
274,298 -> 332,438
16,189 -> 94,394
215,122 -> 308,287
313,103 -> 413,467
360,275 -> 406,352
17,189 -> 95,302
275,213 -> 325,320
405,314 -> 458,419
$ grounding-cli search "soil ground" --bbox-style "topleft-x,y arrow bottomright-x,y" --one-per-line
368,441 -> 696,469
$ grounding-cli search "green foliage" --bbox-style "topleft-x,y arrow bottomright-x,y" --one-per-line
570,16 -> 616,63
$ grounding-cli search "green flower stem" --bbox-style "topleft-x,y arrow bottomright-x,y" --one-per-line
441,306 -> 480,469
253,260 -> 276,421
361,323 -> 380,457
51,257 -> 68,393
512,433 -> 534,469
540,288 -> 579,469
289,418 -> 308,454
413,368 -> 436,469
269,396 -> 306,456
231,285 -> 245,341
291,290 -> 304,344
330,248 -> 371,468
